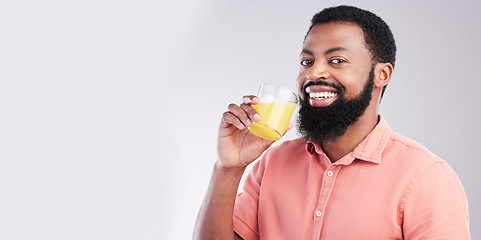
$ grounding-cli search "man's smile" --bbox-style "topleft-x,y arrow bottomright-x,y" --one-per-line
305,85 -> 339,107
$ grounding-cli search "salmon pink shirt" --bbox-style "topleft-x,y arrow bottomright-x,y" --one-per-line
233,115 -> 470,239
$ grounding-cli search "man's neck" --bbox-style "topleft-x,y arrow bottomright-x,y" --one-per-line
321,113 -> 379,163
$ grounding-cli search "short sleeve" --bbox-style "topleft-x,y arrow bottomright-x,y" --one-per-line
401,162 -> 470,239
233,157 -> 265,240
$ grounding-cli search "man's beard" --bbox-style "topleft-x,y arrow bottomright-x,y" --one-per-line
297,67 -> 375,144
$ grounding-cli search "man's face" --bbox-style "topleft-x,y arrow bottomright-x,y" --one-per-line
296,22 -> 376,143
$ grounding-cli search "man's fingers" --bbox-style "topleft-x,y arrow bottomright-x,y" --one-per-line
240,103 -> 261,122
241,95 -> 261,122
222,111 -> 246,130
224,103 -> 254,129
220,96 -> 261,131
242,95 -> 260,105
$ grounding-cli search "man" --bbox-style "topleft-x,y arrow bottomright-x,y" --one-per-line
194,5 -> 470,240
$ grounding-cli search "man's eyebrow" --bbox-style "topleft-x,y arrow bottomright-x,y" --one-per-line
300,47 -> 351,56
300,49 -> 314,56
325,47 -> 351,55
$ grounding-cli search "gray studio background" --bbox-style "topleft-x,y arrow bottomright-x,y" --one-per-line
0,0 -> 479,239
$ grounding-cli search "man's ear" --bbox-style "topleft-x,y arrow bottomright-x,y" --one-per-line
374,62 -> 393,88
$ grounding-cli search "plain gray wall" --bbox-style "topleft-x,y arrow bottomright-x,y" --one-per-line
0,0 -> 479,239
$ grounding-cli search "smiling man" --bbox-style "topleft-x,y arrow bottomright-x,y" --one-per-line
194,5 -> 470,240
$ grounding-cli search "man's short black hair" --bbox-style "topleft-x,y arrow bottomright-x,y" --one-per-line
308,5 -> 397,98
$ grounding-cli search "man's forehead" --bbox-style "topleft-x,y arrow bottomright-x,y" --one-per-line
302,23 -> 366,54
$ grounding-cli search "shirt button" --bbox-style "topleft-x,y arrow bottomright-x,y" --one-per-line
315,211 -> 322,217
327,171 -> 333,177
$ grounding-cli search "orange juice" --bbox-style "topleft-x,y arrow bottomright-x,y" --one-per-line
248,102 -> 297,140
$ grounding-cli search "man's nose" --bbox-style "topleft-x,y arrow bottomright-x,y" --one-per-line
306,62 -> 330,81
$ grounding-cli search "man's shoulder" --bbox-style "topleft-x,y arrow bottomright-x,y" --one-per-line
386,131 -> 444,165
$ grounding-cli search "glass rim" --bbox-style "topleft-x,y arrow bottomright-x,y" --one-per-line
260,82 -> 299,103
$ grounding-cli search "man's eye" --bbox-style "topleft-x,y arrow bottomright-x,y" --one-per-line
330,59 -> 346,64
300,59 -> 313,66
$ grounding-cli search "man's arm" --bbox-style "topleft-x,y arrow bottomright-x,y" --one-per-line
402,162 -> 470,239
193,96 -> 278,240
193,162 -> 246,240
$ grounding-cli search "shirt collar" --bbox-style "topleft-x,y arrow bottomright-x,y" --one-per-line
305,115 -> 392,165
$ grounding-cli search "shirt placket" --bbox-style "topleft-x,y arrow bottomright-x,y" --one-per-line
311,164 -> 340,240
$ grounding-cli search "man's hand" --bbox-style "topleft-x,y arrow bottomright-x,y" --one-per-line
217,95 -> 292,169
193,95 -> 292,240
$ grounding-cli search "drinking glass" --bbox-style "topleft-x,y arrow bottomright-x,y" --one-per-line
248,83 -> 299,141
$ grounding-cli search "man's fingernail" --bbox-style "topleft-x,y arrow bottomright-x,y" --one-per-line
254,114 -> 261,121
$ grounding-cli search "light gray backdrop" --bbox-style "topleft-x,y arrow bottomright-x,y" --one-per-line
0,0 -> 479,239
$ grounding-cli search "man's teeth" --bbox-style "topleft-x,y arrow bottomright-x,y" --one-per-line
309,92 -> 338,99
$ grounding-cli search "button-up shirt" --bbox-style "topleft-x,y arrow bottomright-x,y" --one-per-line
233,115 -> 470,239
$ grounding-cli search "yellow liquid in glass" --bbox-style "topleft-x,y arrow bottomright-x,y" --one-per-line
248,102 -> 297,140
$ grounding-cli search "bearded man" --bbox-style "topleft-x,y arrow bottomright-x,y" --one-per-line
194,5 -> 470,240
